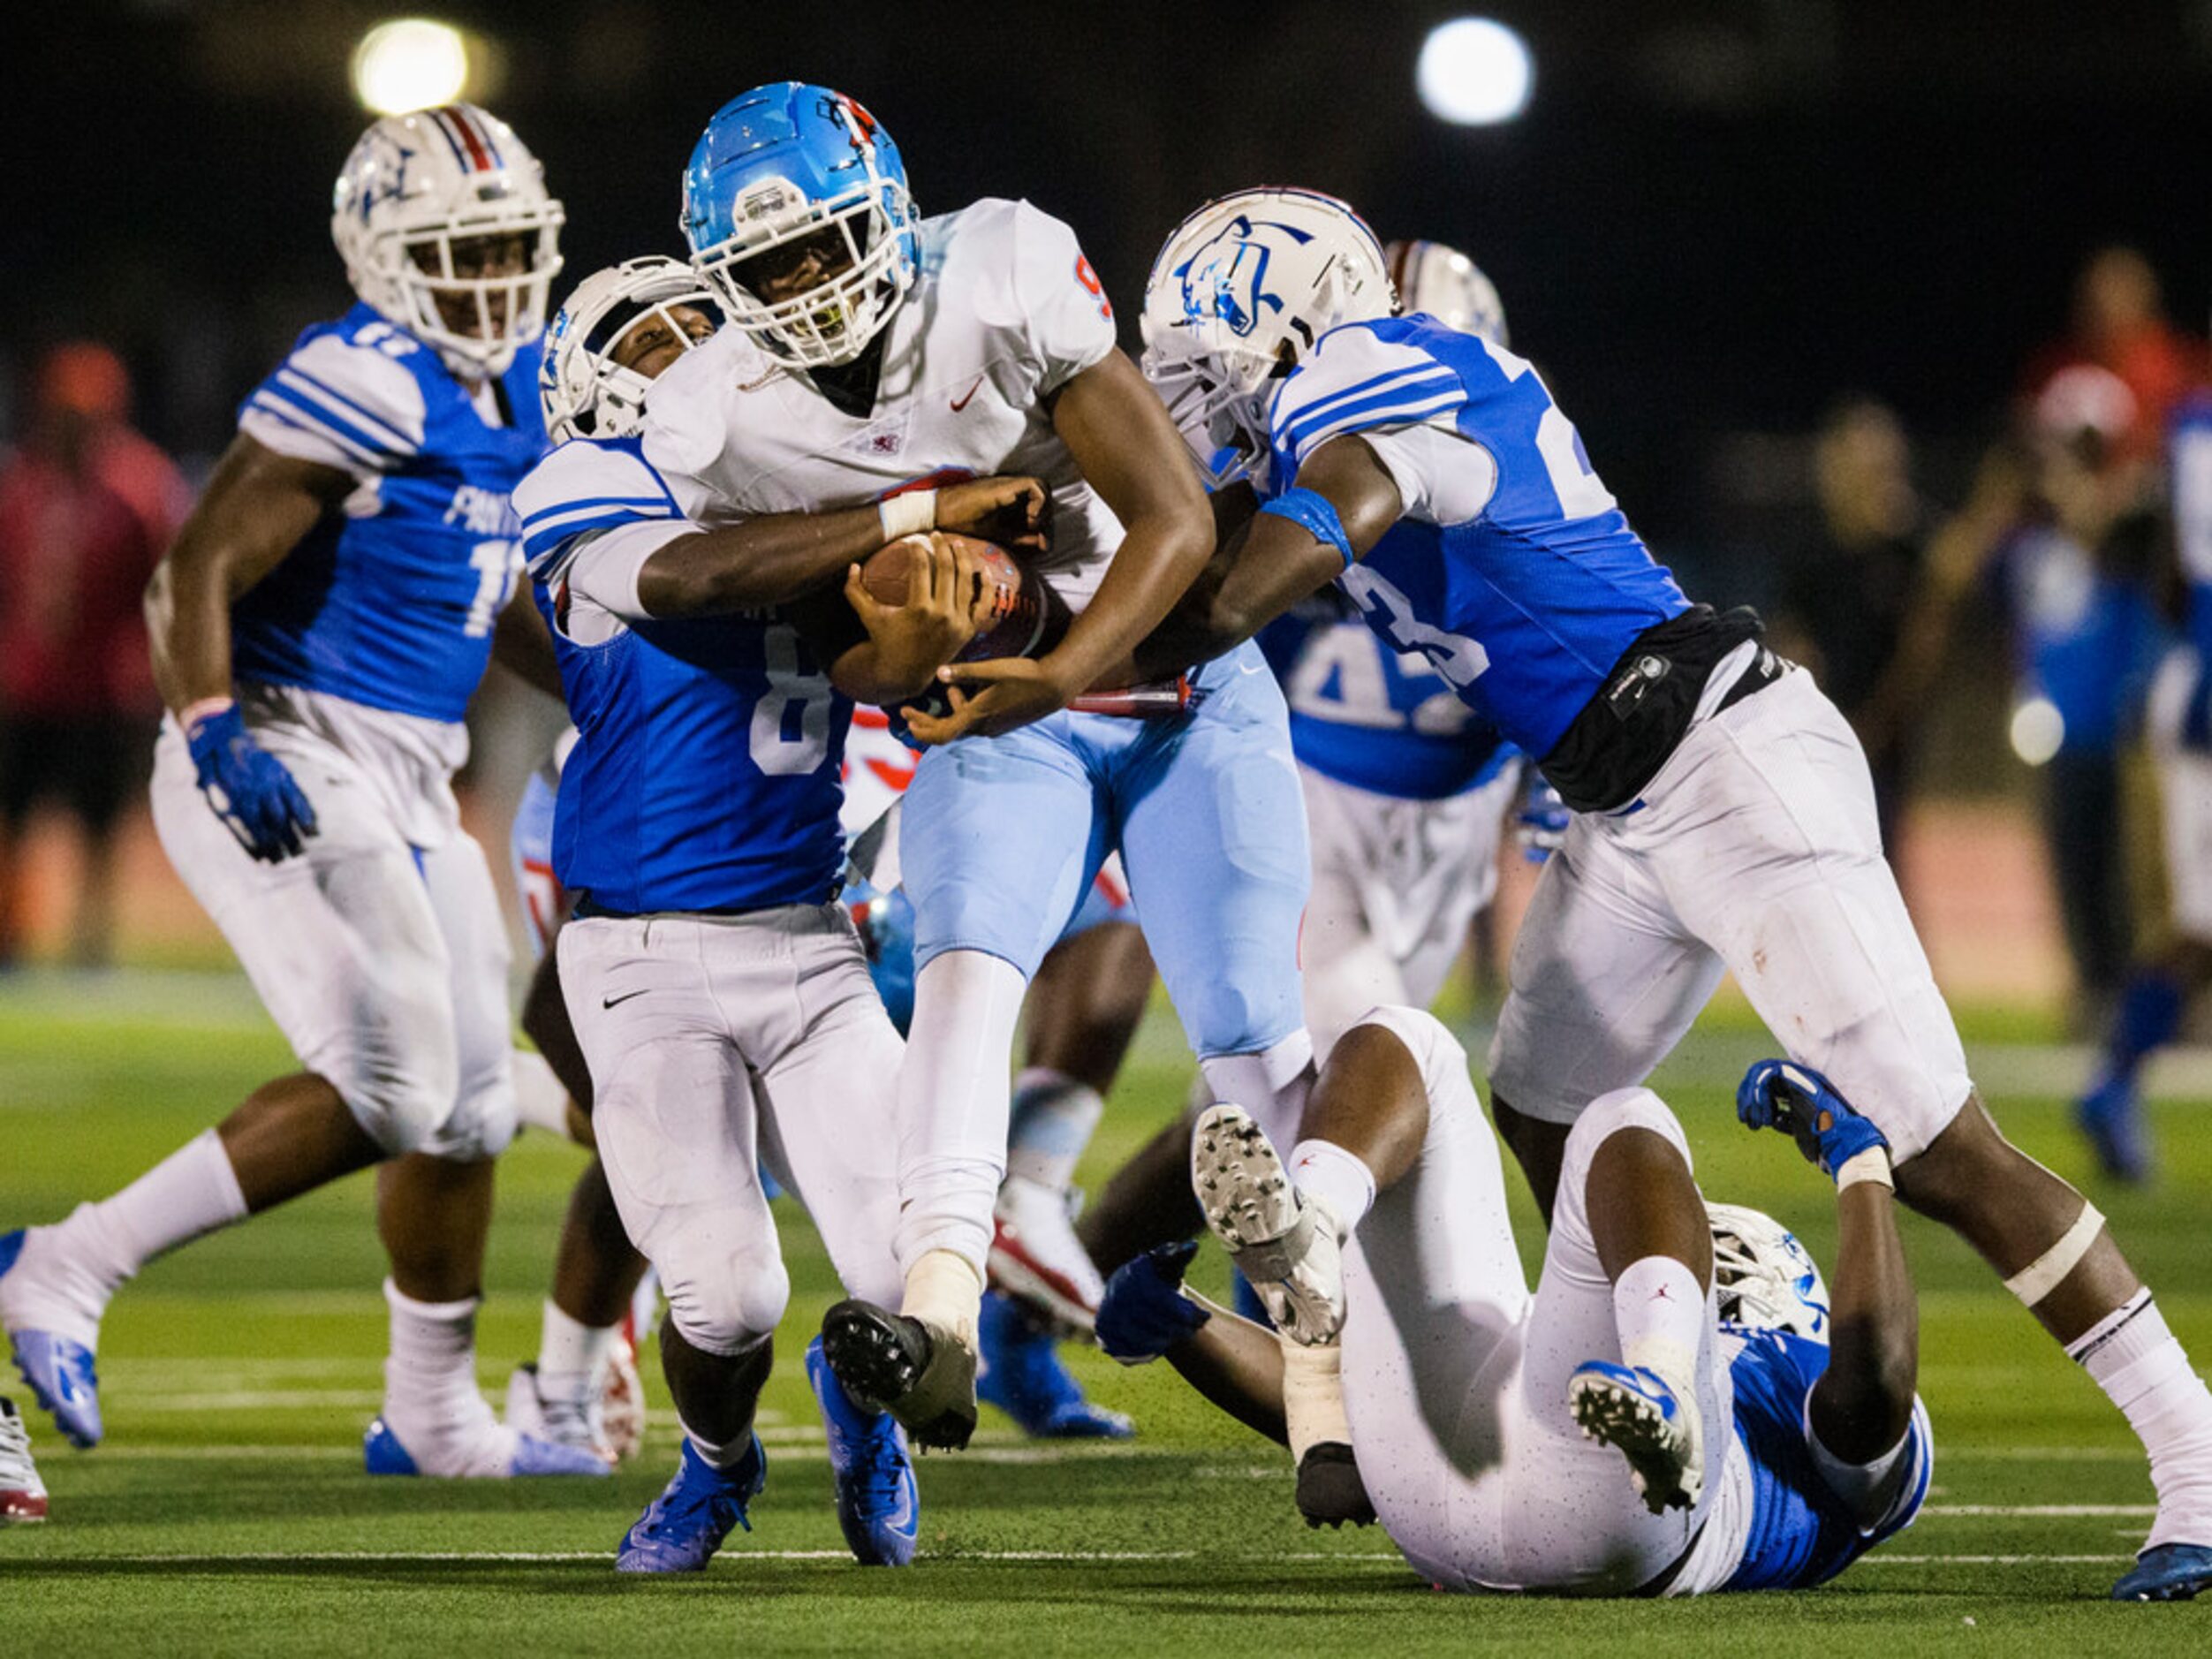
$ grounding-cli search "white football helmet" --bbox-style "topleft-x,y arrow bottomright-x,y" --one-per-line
1385,239 -> 1509,347
1708,1201 -> 1830,1343
540,257 -> 722,443
1140,187 -> 1394,483
330,102 -> 564,378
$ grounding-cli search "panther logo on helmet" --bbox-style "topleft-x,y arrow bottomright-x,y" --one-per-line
1176,216 -> 1313,340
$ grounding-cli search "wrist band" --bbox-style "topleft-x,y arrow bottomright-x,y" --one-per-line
1259,487 -> 1355,569
179,696 -> 236,733
878,489 -> 938,543
1835,1147 -> 1894,1193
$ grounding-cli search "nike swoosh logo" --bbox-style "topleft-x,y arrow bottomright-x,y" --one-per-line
950,375 -> 985,413
601,989 -> 650,1009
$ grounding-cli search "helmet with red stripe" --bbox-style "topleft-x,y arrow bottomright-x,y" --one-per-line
331,102 -> 565,377
1384,239 -> 1509,347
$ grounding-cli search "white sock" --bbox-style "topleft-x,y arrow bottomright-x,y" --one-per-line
2070,1291 -> 2212,1549
537,1299 -> 617,1404
1280,1336 -> 1352,1464
1005,1069 -> 1104,1192
1201,1031 -> 1315,1147
901,1249 -> 983,1351
893,951 -> 1026,1272
1612,1255 -> 1705,1386
510,1049 -> 573,1140
1288,1140 -> 1375,1234
683,1413 -> 759,1473
1,1131 -> 247,1345
383,1279 -> 506,1475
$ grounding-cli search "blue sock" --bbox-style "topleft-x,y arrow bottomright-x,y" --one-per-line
2101,971 -> 2185,1084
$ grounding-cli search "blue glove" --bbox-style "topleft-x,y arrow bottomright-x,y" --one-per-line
1515,769 -> 1571,863
1095,1240 -> 1210,1366
186,702 -> 318,863
1737,1058 -> 1889,1182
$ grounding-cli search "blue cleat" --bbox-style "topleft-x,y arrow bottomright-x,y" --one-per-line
2113,1542 -> 2212,1602
1566,1359 -> 1704,1514
617,1436 -> 765,1572
362,1415 -> 610,1478
807,1335 -> 918,1566
2076,1072 -> 2150,1185
976,1292 -> 1133,1440
1,1230 -> 104,1451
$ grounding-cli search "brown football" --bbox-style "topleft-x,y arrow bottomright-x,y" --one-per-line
859,532 -> 1067,661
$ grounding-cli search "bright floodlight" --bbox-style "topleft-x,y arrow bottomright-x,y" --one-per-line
1417,18 -> 1534,126
352,19 -> 470,116
2009,697 -> 2065,767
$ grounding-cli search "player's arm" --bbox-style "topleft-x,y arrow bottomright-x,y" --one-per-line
1095,1241 -> 1290,1444
910,352 -> 1216,741
1116,436 -> 1405,686
489,584 -> 566,701
142,434 -> 348,861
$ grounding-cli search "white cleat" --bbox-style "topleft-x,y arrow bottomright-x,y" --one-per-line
1191,1104 -> 1345,1346
504,1335 -> 645,1466
988,1176 -> 1104,1337
0,1398 -> 49,1523
1567,1360 -> 1705,1514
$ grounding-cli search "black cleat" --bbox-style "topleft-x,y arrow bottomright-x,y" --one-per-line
821,1299 -> 978,1452
1295,1440 -> 1376,1529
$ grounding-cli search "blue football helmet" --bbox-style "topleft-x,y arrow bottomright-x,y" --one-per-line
681,83 -> 918,369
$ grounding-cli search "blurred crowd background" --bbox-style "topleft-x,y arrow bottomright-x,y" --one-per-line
3,0 -> 2209,1030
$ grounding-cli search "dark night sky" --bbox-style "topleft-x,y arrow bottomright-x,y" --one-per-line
8,1 -> 2211,576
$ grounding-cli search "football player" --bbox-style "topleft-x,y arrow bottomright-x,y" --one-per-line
1117,186 -> 2212,1601
2076,381 -> 2212,1180
536,83 -> 1311,1452
1100,1021 -> 1932,1596
0,104 -> 605,1479
511,231 -> 1054,1561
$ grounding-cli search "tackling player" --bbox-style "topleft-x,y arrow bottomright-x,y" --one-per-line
1101,1024 -> 1931,1597
546,83 -> 1309,1452
0,104 -> 605,1479
1119,186 -> 2212,1600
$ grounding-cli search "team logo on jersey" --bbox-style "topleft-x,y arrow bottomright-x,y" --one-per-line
1173,215 -> 1314,338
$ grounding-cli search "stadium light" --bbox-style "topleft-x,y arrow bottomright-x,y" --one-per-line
352,18 -> 471,115
2009,697 -> 2064,767
1416,18 -> 1534,126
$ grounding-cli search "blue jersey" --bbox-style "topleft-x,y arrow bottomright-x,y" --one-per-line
514,438 -> 852,915
1256,606 -> 1513,799
1261,317 -> 1691,761
1995,525 -> 2164,755
231,303 -> 544,723
1722,1330 -> 1932,1592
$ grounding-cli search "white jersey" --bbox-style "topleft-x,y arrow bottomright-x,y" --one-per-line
518,198 -> 1125,614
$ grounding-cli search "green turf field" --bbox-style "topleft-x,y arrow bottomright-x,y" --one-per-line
3,975 -> 2208,1655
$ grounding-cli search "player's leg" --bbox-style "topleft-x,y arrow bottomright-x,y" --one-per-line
558,915 -> 785,1568
1657,668 -> 2212,1589
851,722 -> 1105,1440
1507,1087 -> 1728,1592
1115,644 -> 1314,1143
0,731 -> 445,1447
749,908 -> 919,1566
1486,814 -> 1723,1221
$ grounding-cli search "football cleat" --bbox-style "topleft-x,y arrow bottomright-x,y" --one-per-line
617,1436 -> 766,1573
504,1362 -> 615,1466
361,1415 -> 611,1479
1567,1360 -> 1705,1514
2112,1542 -> 2212,1602
0,1398 -> 48,1524
819,1299 -> 977,1451
2076,1072 -> 2150,1185
988,1177 -> 1105,1337
1294,1441 -> 1375,1530
806,1336 -> 919,1566
1191,1105 -> 1345,1345
976,1292 -> 1134,1440
0,1230 -> 103,1451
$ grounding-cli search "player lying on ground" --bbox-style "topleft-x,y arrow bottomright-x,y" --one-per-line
0,103 -> 607,1479
1094,186 -> 2212,1602
1102,1013 -> 1932,1595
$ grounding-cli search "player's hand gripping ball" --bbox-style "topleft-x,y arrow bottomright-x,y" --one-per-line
859,531 -> 1066,661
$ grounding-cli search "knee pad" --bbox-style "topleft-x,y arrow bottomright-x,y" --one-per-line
660,1240 -> 791,1358
417,1071 -> 519,1163
333,1042 -> 461,1158
1559,1087 -> 1691,1192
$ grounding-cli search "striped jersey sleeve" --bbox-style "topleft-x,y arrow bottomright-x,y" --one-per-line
239,332 -> 428,479
514,436 -> 689,578
1266,322 -> 1471,475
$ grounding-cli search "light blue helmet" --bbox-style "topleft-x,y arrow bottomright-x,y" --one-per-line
680,82 -> 918,368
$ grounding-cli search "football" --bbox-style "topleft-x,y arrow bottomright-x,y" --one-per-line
860,531 -> 1067,661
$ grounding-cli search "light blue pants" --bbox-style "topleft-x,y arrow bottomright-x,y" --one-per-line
901,641 -> 1309,1060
